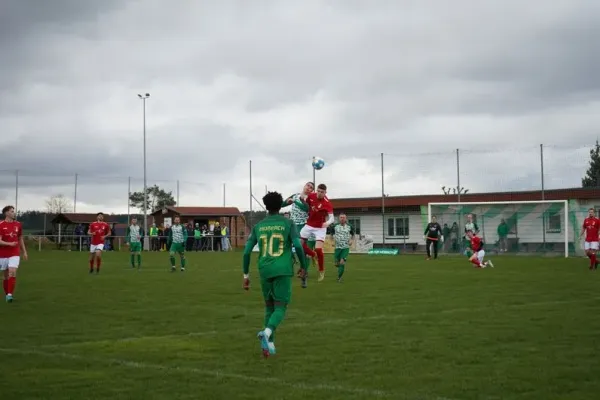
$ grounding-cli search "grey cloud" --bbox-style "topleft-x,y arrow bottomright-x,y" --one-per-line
0,0 -> 598,211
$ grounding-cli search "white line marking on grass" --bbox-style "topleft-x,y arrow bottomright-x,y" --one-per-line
37,297 -> 599,350
0,347 -> 396,398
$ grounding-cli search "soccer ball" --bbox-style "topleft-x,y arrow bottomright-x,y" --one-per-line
312,157 -> 325,170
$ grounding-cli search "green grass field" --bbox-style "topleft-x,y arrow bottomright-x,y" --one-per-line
1,251 -> 599,400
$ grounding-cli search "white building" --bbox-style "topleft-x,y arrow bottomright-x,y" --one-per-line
330,188 -> 599,255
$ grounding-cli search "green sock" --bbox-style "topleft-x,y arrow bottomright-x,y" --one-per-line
264,303 -> 275,342
308,240 -> 316,250
130,254 -> 135,267
169,255 -> 175,267
180,255 -> 186,268
137,254 -> 141,267
338,264 -> 345,278
267,304 -> 287,334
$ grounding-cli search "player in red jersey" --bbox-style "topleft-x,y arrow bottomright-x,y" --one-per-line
297,183 -> 334,282
87,212 -> 110,274
580,208 -> 599,270
0,205 -> 28,303
466,230 -> 494,269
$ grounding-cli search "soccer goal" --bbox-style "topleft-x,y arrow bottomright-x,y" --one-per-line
427,200 -> 571,258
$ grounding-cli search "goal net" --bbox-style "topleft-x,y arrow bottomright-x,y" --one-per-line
427,200 -> 572,257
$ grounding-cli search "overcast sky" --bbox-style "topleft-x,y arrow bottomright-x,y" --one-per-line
0,0 -> 598,214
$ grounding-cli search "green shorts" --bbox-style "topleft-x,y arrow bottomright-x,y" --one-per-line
334,248 -> 350,262
169,243 -> 185,254
129,242 -> 142,252
260,276 -> 292,306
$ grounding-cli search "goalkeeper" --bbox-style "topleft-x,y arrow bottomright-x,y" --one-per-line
242,190 -> 307,358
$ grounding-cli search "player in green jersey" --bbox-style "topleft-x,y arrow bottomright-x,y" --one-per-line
329,213 -> 355,282
167,216 -> 187,272
125,217 -> 143,269
243,191 -> 307,358
283,181 -> 316,288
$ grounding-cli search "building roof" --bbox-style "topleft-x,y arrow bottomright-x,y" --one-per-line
330,187 -> 599,209
51,213 -> 121,224
150,206 -> 242,217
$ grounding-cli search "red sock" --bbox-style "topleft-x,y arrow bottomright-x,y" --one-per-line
316,248 -> 324,272
2,279 -> 7,294
89,259 -> 94,270
7,277 -> 16,295
302,242 -> 316,257
470,259 -> 481,268
96,258 -> 101,270
591,253 -> 597,267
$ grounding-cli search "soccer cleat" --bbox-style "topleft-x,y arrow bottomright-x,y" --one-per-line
257,330 -> 271,358
267,341 -> 276,355
170,267 -> 176,272
243,278 -> 250,290
5,294 -> 13,303
487,260 -> 494,268
180,268 -> 185,272
318,272 -> 325,282
337,277 -> 343,283
89,269 -> 94,274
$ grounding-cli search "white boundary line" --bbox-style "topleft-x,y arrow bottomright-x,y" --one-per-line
36,297 -> 599,349
0,347 -> 398,398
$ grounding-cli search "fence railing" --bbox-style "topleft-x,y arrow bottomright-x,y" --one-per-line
23,235 -> 237,252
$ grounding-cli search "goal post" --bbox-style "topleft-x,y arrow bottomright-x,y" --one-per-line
427,200 -> 569,258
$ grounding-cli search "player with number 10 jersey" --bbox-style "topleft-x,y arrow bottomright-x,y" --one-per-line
242,191 -> 307,358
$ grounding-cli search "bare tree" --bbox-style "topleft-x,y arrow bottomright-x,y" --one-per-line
46,194 -> 72,214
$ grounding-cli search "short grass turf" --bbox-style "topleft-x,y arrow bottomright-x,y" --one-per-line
0,251 -> 599,400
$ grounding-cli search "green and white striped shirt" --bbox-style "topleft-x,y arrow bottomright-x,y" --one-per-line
171,225 -> 185,243
288,193 -> 309,225
127,225 -> 141,243
332,223 -> 354,249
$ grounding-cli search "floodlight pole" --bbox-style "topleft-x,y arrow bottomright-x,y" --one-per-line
138,93 -> 150,250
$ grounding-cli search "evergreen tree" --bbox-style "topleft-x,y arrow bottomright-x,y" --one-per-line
582,140 -> 600,188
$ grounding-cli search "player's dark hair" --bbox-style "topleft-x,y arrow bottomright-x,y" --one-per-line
97,212 -> 103,216
263,191 -> 283,215
317,183 -> 327,191
2,205 -> 14,215
306,181 -> 314,187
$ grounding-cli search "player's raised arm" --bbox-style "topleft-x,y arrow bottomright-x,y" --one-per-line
292,197 -> 309,211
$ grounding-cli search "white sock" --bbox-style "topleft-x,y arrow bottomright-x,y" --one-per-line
264,328 -> 272,338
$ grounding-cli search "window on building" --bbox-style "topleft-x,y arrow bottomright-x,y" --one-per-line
347,217 -> 361,235
545,213 -> 561,233
387,217 -> 409,237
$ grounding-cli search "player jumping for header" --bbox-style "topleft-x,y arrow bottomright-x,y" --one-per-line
284,181 -> 315,288
88,212 -> 110,274
580,208 -> 599,270
466,230 -> 494,269
168,216 -> 187,272
294,183 -> 334,282
0,205 -> 28,302
242,191 -> 307,358
330,213 -> 355,282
